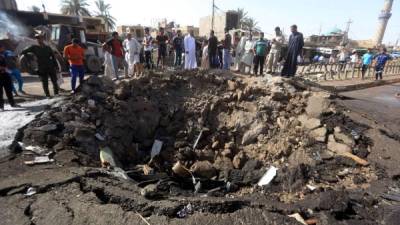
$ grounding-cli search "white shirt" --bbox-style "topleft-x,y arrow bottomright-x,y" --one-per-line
143,34 -> 153,51
350,54 -> 358,63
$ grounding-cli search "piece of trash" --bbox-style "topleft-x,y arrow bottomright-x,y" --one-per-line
382,193 -> 400,202
288,213 -> 307,225
150,140 -> 163,159
177,203 -> 194,218
88,99 -> 96,108
339,152 -> 369,166
172,161 -> 191,177
194,181 -> 202,193
257,166 -> 278,186
305,218 -> 318,225
351,130 -> 360,140
24,156 -> 54,165
143,164 -> 154,175
136,212 -> 151,225
100,147 -> 117,168
192,130 -> 203,150
25,187 -> 37,196
107,167 -> 131,180
19,142 -> 48,155
306,184 -> 317,191
95,133 -> 105,141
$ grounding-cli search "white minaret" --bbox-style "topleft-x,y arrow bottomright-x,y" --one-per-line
373,0 -> 394,46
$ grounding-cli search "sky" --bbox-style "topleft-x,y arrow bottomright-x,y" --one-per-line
15,0 -> 400,45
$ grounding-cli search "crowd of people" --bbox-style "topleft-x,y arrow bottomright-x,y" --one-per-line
0,23 -> 397,111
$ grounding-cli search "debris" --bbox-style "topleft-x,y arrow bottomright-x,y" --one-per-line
192,130 -> 203,150
306,184 -> 317,191
24,156 -> 54,165
136,212 -> 151,225
19,142 -> 48,155
327,135 -> 352,154
177,203 -> 194,218
351,130 -> 361,141
143,164 -> 154,175
88,99 -> 96,108
339,152 -> 369,166
172,161 -> 191,177
95,133 -> 105,141
382,192 -> 400,202
190,161 -> 217,179
310,127 -> 327,142
288,213 -> 307,225
106,167 -> 131,180
257,166 -> 278,186
305,218 -> 318,225
25,187 -> 37,196
100,147 -> 117,168
150,140 -> 163,159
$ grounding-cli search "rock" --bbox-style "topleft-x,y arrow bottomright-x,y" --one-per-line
114,82 -> 131,100
140,184 -> 159,198
327,135 -> 352,154
33,124 -> 58,132
213,156 -> 234,172
305,92 -> 331,118
334,127 -> 354,146
73,127 -> 95,143
211,141 -> 219,149
242,123 -> 266,145
224,142 -> 235,149
232,151 -> 248,169
190,161 -> 217,178
271,86 -> 288,101
310,127 -> 327,142
227,80 -> 237,91
221,149 -> 232,158
298,114 -> 321,130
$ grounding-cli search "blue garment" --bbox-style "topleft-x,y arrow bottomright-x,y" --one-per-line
223,49 -> 231,70
70,65 -> 85,91
374,53 -> 390,68
362,53 -> 373,65
10,69 -> 23,93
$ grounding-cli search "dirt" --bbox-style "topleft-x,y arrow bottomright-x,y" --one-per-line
1,71 -> 400,225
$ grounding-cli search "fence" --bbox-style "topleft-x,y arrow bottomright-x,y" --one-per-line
295,60 -> 400,81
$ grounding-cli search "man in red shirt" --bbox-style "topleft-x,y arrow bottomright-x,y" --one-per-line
107,32 -> 128,79
64,38 -> 85,93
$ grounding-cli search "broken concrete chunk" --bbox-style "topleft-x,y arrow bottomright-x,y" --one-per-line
190,161 -> 216,179
233,151 -> 248,169
310,127 -> 327,142
227,80 -> 237,91
327,135 -> 352,154
242,123 -> 266,145
298,114 -> 321,130
306,92 -> 331,118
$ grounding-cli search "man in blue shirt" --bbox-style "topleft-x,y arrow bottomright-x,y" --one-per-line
374,48 -> 391,80
361,49 -> 373,79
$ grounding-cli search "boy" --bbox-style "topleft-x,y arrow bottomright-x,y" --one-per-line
374,48 -> 391,80
64,38 -> 85,93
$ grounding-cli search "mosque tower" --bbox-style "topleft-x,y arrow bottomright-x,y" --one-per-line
373,0 -> 394,46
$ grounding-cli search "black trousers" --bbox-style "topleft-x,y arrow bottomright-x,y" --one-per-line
39,69 -> 59,97
145,51 -> 153,69
375,65 -> 384,80
0,73 -> 15,108
361,64 -> 369,78
254,55 -> 266,75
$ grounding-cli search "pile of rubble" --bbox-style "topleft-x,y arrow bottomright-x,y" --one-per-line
14,70 -> 375,201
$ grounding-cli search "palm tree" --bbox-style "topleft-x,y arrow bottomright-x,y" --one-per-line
30,5 -> 41,12
242,17 -> 260,32
94,0 -> 116,32
236,8 -> 248,29
61,0 -> 91,16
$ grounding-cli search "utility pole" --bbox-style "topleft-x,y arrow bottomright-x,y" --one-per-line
211,0 -> 215,31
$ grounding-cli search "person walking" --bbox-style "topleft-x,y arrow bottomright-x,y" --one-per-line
281,25 -> 304,77
266,27 -> 285,74
143,27 -> 154,70
0,44 -> 16,111
172,30 -> 184,67
361,49 -> 373,79
63,38 -> 85,93
208,30 -> 219,69
184,30 -> 197,70
2,49 -> 25,95
253,32 -> 268,76
21,34 -> 59,98
123,33 -> 141,76
374,47 -> 391,80
156,27 -> 169,69
222,28 -> 232,70
107,32 -> 128,79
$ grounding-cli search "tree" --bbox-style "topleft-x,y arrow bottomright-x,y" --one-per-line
94,0 -> 116,32
236,8 -> 248,29
242,17 -> 261,32
30,5 -> 41,12
61,0 -> 91,16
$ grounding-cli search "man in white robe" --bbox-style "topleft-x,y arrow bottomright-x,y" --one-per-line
123,33 -> 142,75
234,32 -> 247,71
184,30 -> 197,70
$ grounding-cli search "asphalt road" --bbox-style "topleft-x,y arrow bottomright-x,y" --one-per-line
338,83 -> 400,134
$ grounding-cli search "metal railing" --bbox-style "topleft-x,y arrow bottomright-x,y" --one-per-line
296,60 -> 400,81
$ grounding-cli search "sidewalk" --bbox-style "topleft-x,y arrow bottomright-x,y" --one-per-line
301,74 -> 400,93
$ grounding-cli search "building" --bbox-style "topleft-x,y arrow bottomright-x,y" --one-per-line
199,11 -> 239,39
117,25 -> 144,40
305,27 -> 347,48
0,0 -> 17,10
176,26 -> 199,36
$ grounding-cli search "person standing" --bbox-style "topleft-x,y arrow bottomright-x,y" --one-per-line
208,30 -> 219,69
201,40 -> 209,70
2,49 -> 25,95
107,32 -> 128,79
172,30 -> 184,67
21,34 -> 59,98
64,38 -> 85,93
266,27 -> 285,74
234,32 -> 247,72
156,28 -> 169,69
184,30 -> 197,70
102,44 -> 115,79
0,44 -> 16,111
253,32 -> 268,76
374,47 -> 391,80
143,27 -> 154,70
123,33 -> 141,76
241,35 -> 255,74
222,28 -> 232,70
350,50 -> 359,63
281,25 -> 304,77
361,49 -> 373,79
